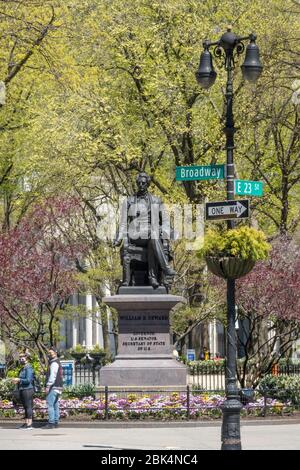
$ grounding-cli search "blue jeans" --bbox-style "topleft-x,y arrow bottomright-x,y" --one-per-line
46,389 -> 60,424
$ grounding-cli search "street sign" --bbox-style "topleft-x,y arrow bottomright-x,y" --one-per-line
205,199 -> 250,221
234,179 -> 263,197
176,164 -> 225,181
186,349 -> 196,361
61,360 -> 75,386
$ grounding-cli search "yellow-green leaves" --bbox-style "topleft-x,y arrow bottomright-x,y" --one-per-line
198,226 -> 271,260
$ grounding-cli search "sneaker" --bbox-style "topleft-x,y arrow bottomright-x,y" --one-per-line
24,425 -> 33,430
42,423 -> 55,429
17,423 -> 27,429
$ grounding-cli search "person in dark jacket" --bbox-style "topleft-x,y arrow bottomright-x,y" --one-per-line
12,352 -> 34,429
43,346 -> 63,429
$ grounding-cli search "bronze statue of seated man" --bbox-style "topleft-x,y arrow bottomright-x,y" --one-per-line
113,172 -> 176,289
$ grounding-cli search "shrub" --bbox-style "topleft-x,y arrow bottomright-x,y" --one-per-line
187,359 -> 225,372
89,344 -> 105,354
70,344 -> 87,354
258,375 -> 300,405
62,383 -> 96,399
0,379 -> 15,400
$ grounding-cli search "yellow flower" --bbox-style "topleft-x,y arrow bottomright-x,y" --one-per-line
127,394 -> 137,402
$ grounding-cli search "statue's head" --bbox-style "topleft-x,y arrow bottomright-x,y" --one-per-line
136,172 -> 151,193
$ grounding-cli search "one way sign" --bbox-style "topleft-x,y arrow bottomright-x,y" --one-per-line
205,200 -> 250,221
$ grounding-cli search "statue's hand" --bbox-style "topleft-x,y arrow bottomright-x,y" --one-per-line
112,238 -> 122,248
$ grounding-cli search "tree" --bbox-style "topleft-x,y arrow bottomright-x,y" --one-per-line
236,236 -> 300,387
1,0 -> 299,358
236,56 -> 300,234
170,239 -> 226,354
24,0 -> 299,350
0,1 -> 77,228
0,196 -> 88,364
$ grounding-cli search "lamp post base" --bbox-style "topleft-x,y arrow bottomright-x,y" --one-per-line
221,398 -> 243,450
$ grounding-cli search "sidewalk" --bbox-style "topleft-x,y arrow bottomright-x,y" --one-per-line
2,416 -> 300,428
0,422 -> 299,450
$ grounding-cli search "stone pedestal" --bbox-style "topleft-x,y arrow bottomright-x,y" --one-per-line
100,291 -> 187,386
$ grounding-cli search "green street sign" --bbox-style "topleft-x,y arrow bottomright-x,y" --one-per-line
234,179 -> 264,197
176,164 -> 225,181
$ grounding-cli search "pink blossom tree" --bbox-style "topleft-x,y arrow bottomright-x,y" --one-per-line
236,236 -> 300,387
0,197 -> 88,364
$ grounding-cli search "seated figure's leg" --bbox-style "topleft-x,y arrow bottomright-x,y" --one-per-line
148,241 -> 159,288
149,238 -> 176,276
122,253 -> 131,286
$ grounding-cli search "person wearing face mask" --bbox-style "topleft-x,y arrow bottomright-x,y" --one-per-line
42,346 -> 63,429
12,352 -> 34,429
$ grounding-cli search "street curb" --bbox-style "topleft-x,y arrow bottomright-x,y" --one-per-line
1,418 -> 300,428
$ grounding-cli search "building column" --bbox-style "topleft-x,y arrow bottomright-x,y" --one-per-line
94,297 -> 104,348
59,318 -> 67,350
209,319 -> 218,358
104,286 -> 116,355
72,294 -> 79,348
86,293 -> 93,349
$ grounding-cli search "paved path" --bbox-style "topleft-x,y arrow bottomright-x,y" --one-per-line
0,422 -> 299,450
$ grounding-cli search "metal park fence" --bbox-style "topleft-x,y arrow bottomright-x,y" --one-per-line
0,386 -> 299,420
187,363 -> 300,390
1,360 -> 300,389
74,363 -> 102,386
75,361 -> 300,389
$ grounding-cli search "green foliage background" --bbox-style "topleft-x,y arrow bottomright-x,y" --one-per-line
0,0 -> 299,352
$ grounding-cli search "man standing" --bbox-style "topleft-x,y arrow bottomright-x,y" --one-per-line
43,346 -> 63,429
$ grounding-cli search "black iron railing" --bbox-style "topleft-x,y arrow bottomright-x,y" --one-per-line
0,387 -> 299,420
187,363 -> 300,390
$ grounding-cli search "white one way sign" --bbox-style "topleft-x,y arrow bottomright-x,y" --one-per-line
205,200 -> 250,221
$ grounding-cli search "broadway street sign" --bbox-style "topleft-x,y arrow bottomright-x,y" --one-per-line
176,164 -> 225,181
234,179 -> 263,197
205,200 -> 250,221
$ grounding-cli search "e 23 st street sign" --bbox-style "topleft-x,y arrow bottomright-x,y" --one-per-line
234,179 -> 263,197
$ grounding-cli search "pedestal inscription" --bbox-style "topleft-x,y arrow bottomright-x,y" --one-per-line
99,294 -> 187,387
119,311 -> 170,355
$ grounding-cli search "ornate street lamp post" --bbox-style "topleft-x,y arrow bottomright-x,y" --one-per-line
195,27 -> 263,450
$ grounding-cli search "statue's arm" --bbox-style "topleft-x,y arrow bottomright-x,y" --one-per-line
159,201 -> 171,240
113,199 -> 128,247
159,200 -> 178,241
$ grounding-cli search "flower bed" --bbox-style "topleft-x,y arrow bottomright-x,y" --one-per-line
0,392 -> 295,420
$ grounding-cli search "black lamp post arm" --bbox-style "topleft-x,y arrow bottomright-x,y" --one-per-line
202,39 -> 219,49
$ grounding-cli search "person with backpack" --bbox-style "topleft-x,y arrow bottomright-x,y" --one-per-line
43,346 -> 63,429
12,352 -> 34,430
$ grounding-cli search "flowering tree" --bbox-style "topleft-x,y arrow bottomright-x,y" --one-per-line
0,197 -> 88,364
236,237 -> 300,388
